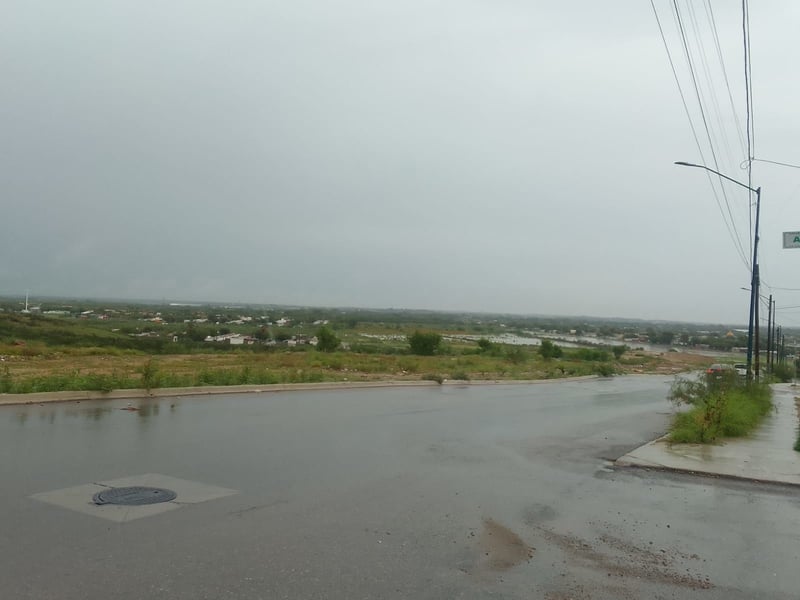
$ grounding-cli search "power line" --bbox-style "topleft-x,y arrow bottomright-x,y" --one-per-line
670,0 -> 751,269
742,0 -> 755,251
687,1 -> 740,181
752,157 -> 800,170
705,0 -> 747,158
684,0 -> 751,261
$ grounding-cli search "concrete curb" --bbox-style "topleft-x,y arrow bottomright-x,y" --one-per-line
615,384 -> 800,487
0,375 -> 600,406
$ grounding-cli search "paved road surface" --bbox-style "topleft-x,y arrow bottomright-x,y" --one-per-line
1,377 -> 798,599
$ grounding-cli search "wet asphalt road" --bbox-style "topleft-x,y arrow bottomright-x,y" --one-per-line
1,376 -> 799,599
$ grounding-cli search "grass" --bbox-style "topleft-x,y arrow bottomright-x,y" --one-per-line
0,349 -> 614,394
0,312 -> 709,394
669,374 -> 773,443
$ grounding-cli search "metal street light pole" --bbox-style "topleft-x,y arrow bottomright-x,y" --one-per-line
675,161 -> 762,379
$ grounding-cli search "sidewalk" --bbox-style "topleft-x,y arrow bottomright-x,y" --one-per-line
616,383 -> 800,486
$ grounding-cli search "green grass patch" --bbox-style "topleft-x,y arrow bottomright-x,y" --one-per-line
668,374 -> 772,443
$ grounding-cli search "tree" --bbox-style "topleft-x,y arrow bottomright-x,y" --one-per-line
612,345 -> 628,359
539,339 -> 563,359
316,326 -> 340,352
477,338 -> 494,352
408,331 -> 442,356
253,325 -> 272,341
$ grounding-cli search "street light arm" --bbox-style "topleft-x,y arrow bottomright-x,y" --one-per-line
674,161 -> 760,195
675,159 -> 762,379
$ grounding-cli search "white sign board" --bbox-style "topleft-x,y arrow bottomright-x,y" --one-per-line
783,232 -> 800,248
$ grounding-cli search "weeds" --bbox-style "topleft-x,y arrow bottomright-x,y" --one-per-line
595,363 -> 615,377
668,373 -> 772,443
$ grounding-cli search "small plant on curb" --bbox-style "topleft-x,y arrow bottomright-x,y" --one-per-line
422,373 -> 444,384
794,434 -> 800,453
451,371 -> 470,381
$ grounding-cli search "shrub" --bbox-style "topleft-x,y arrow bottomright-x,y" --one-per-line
668,375 -> 772,443
572,348 -> 611,362
612,345 -> 628,359
595,363 -> 615,377
539,340 -> 563,359
451,371 -> 470,381
422,373 -> 444,384
316,326 -> 341,352
505,346 -> 528,364
140,357 -> 160,390
0,366 -> 11,393
477,338 -> 493,352
408,331 -> 442,356
771,362 -> 795,383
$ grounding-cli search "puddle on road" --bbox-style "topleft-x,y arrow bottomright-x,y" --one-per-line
477,518 -> 534,572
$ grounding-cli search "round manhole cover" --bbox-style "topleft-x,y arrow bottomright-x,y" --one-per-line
92,486 -> 177,506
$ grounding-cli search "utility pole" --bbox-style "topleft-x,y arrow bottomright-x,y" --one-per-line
754,265 -> 761,380
766,294 -> 773,374
772,304 -> 778,369
749,191 -> 762,380
673,161 -> 761,380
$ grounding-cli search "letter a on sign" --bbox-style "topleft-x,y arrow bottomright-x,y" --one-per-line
783,232 -> 800,249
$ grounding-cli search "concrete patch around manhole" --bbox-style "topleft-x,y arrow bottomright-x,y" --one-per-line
30,473 -> 238,522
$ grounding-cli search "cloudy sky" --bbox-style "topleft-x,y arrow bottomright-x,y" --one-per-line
2,1 -> 799,324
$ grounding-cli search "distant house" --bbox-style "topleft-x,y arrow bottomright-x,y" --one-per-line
204,333 -> 247,344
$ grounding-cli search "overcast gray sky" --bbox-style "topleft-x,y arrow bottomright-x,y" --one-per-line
2,1 -> 799,324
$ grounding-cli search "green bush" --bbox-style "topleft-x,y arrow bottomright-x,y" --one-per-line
0,366 -> 11,393
451,371 -> 470,381
771,362 -> 795,382
505,346 -> 528,364
477,338 -> 494,353
539,340 -> 563,359
408,331 -> 442,356
612,345 -> 628,359
668,375 -> 772,443
316,326 -> 341,352
422,373 -> 444,384
140,357 -> 160,390
572,348 -> 611,362
595,363 -> 615,377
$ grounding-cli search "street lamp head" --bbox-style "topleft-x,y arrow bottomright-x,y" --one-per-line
674,161 -> 700,167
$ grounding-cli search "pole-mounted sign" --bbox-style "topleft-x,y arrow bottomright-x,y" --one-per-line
783,232 -> 800,249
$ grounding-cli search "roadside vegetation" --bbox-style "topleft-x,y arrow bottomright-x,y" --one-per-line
795,395 -> 800,453
668,372 -> 773,443
0,303 -> 728,395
